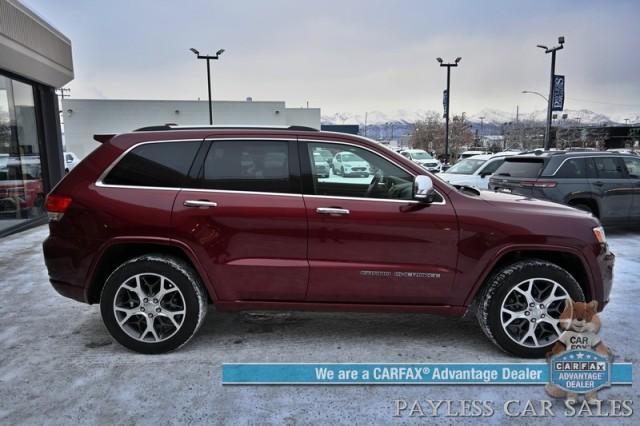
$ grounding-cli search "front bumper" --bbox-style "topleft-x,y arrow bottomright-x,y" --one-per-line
596,245 -> 615,309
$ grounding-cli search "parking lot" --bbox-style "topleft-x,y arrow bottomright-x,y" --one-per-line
0,225 -> 638,424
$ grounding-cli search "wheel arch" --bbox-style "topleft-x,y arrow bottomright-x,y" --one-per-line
87,238 -> 216,304
465,247 -> 593,309
567,196 -> 600,218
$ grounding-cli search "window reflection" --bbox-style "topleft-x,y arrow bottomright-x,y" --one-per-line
0,75 -> 45,231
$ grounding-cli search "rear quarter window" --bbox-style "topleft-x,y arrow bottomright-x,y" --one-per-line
103,141 -> 200,187
493,159 -> 545,178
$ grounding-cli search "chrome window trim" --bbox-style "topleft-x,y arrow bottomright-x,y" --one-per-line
303,194 -> 445,206
299,138 -> 446,206
549,155 -> 632,177
95,137 -> 297,189
95,137 -> 446,205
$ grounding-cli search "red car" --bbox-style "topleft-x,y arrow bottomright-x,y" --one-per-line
0,157 -> 45,218
43,126 -> 614,356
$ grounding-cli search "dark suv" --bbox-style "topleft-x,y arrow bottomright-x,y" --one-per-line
489,151 -> 640,224
43,126 -> 614,356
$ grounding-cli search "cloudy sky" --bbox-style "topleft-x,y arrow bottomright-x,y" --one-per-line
23,0 -> 640,120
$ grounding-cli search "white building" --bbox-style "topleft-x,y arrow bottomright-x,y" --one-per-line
62,98 -> 321,158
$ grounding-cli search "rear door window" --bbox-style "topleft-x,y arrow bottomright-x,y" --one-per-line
594,157 -> 626,179
201,140 -> 294,193
103,141 -> 200,187
555,158 -> 587,178
493,159 -> 545,178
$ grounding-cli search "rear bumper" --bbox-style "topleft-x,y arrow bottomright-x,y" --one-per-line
43,234 -> 96,304
50,279 -> 87,303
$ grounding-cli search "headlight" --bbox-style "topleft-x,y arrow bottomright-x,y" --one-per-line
592,226 -> 606,244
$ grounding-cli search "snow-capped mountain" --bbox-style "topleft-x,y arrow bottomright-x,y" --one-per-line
322,108 -> 636,126
322,109 -> 434,126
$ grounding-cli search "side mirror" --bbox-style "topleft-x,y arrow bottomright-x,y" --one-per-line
413,175 -> 435,202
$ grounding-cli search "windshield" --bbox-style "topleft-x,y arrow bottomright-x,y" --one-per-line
445,158 -> 485,175
342,153 -> 362,162
411,151 -> 432,160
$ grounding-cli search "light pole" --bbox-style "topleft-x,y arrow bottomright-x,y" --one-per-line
522,90 -> 548,103
190,47 -> 225,125
437,56 -> 461,164
537,36 -> 565,150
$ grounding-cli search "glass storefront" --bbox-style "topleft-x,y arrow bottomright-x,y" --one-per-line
0,74 -> 46,233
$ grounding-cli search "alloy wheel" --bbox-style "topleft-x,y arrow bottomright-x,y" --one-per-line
112,273 -> 186,343
500,278 -> 570,348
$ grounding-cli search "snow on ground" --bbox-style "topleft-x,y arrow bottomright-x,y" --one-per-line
0,225 -> 638,424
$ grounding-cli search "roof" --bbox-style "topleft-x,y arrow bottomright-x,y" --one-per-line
134,124 -> 318,132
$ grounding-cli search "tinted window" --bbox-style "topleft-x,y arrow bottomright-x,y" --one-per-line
555,158 -> 587,178
202,140 -> 292,193
446,158 -> 485,175
307,142 -> 425,201
479,158 -> 505,175
103,141 -> 200,187
493,159 -> 545,178
594,157 -> 625,179
623,157 -> 640,178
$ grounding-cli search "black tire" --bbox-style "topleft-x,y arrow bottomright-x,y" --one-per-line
100,254 -> 207,354
571,203 -> 596,217
476,259 -> 584,358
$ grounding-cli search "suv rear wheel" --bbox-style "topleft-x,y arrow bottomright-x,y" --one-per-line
476,260 -> 584,358
100,255 -> 207,354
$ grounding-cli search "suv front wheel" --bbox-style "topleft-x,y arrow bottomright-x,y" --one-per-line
100,255 -> 207,354
476,260 -> 585,358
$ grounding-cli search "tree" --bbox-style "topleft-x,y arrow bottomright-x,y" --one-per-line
410,112 -> 444,153
410,112 -> 474,160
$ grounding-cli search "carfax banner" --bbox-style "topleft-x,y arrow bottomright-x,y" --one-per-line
222,362 -> 632,385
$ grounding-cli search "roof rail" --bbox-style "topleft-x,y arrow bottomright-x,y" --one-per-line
133,124 -> 319,132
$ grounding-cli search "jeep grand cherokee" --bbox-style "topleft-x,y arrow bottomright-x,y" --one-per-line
43,125 -> 614,356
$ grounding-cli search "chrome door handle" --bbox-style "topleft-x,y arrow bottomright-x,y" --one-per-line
184,200 -> 218,208
316,207 -> 350,216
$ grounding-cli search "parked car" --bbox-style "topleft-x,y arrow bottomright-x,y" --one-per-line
458,150 -> 488,160
332,151 -> 371,177
64,151 -> 80,172
0,156 -> 45,218
43,125 -> 614,357
438,152 -> 520,190
399,149 -> 442,172
312,151 -> 330,178
489,151 -> 640,225
607,148 -> 638,156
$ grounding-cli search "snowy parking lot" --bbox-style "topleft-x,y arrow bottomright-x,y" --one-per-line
0,225 -> 638,424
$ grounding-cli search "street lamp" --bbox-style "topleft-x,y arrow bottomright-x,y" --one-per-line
521,90 -> 548,102
190,47 -> 225,125
437,56 -> 461,164
537,36 -> 565,150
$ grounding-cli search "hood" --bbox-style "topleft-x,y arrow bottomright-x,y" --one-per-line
478,190 -> 594,220
344,161 -> 369,167
439,173 -> 472,184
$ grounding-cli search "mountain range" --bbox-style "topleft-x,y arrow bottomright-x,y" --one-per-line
322,108 -> 639,127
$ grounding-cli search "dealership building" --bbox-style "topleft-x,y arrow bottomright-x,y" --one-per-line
0,0 -> 73,236
62,99 -> 321,159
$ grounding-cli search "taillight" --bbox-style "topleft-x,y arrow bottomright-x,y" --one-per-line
520,180 -> 557,188
46,195 -> 72,221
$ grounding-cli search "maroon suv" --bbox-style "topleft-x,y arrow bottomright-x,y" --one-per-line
43,126 -> 614,356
